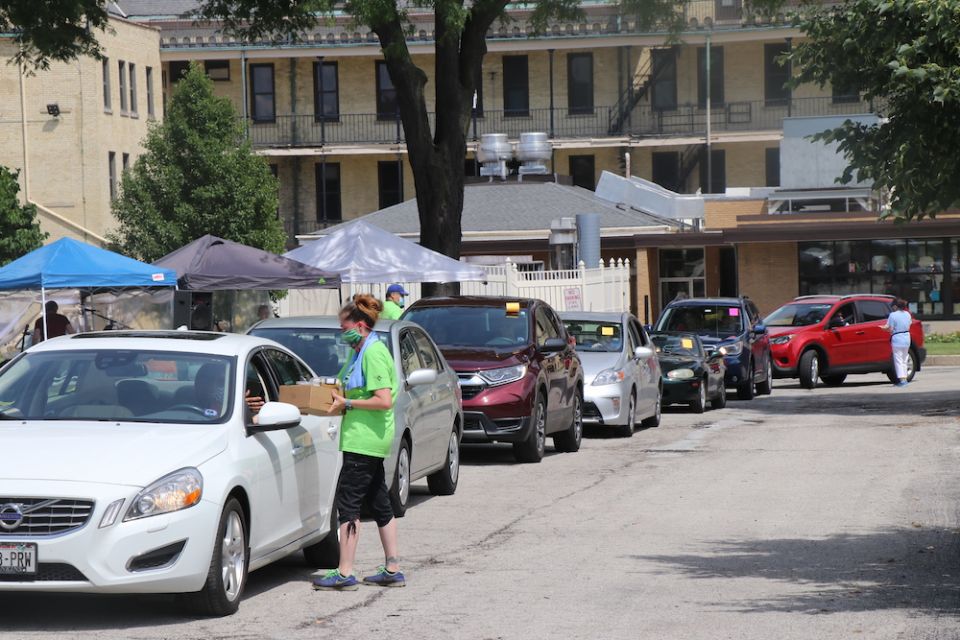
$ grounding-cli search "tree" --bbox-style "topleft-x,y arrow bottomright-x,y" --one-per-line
110,63 -> 286,262
786,0 -> 960,221
0,0 -> 110,68
0,166 -> 46,266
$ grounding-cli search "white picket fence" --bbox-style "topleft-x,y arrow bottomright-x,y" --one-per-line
278,259 -> 632,317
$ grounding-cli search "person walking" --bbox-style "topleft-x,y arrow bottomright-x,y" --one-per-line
882,298 -> 913,386
313,294 -> 404,591
381,284 -> 408,320
32,301 -> 75,344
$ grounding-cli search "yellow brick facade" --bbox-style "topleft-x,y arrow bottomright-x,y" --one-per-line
737,242 -> 799,316
0,18 -> 161,244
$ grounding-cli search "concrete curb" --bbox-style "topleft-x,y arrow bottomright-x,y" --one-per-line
925,354 -> 960,366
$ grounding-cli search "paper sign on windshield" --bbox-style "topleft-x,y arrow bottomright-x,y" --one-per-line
681,338 -> 694,349
601,326 -> 615,336
505,302 -> 521,314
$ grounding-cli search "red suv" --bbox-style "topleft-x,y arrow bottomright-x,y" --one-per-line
402,296 -> 583,463
764,294 -> 926,389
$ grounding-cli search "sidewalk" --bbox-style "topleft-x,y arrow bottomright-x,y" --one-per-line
925,354 -> 960,366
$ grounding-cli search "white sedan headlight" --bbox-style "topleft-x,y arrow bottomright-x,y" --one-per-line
124,468 -> 203,521
592,368 -> 625,386
478,364 -> 527,386
666,368 -> 695,380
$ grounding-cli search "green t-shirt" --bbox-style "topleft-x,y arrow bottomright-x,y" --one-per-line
382,299 -> 403,320
337,339 -> 397,458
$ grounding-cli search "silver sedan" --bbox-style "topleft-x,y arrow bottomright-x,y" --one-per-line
249,317 -> 463,517
560,311 -> 662,437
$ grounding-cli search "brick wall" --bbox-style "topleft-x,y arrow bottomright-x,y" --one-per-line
737,242 -> 798,316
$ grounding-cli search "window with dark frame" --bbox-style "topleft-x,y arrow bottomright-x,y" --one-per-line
204,60 -> 230,81
567,53 -> 594,114
122,152 -> 130,173
250,63 -> 276,122
698,149 -> 726,194
697,46 -> 724,107
128,63 -> 138,115
831,80 -> 860,104
315,162 -> 342,222
145,66 -> 155,118
376,61 -> 398,120
651,49 -> 677,111
102,57 -> 111,111
764,42 -> 791,106
168,60 -> 191,83
108,152 -> 117,201
378,161 -> 403,209
651,151 -> 681,191
502,55 -> 530,117
569,155 -> 596,190
118,60 -> 128,113
765,147 -> 780,187
313,61 -> 340,122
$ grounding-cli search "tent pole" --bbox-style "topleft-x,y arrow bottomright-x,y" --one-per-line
40,286 -> 48,340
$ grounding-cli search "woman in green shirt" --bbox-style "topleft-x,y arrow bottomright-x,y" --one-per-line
313,294 -> 404,591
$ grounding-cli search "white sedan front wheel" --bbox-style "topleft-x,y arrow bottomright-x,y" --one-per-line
179,497 -> 248,617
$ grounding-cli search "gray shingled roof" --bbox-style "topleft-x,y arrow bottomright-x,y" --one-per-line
114,0 -> 201,18
308,181 -> 675,239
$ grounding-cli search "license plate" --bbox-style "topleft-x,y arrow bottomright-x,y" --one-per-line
0,543 -> 37,575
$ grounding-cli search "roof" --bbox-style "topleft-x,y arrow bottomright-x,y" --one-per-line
307,181 -> 673,241
663,297 -> 746,307
29,331 -> 274,356
408,295 -> 539,308
113,0 -> 200,18
559,311 -> 630,323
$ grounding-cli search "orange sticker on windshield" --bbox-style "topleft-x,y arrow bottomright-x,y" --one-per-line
505,302 -> 521,315
601,326 -> 615,336
681,338 -> 694,349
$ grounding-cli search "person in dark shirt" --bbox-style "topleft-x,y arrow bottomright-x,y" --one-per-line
33,301 -> 75,344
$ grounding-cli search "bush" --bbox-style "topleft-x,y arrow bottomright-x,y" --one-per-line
925,332 -> 960,344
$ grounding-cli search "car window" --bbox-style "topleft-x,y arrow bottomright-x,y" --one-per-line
657,304 -> 744,336
747,302 -> 761,325
535,307 -> 559,347
831,302 -> 857,326
629,319 -> 647,347
858,300 -> 892,322
246,354 -> 276,403
402,305 -> 529,348
264,348 -> 312,386
563,319 -> 623,352
398,330 -> 423,377
249,326 -> 380,377
651,333 -> 703,358
411,329 -> 442,372
764,303 -> 833,327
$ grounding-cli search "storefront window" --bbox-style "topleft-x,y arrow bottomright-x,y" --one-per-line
659,249 -> 705,307
798,239 -> 957,319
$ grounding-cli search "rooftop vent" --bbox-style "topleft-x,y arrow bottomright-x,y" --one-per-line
517,132 -> 551,178
477,133 -> 511,180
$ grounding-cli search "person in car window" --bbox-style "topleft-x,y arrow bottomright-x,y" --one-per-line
881,298 -> 913,387
313,294 -> 404,591
193,362 -> 226,416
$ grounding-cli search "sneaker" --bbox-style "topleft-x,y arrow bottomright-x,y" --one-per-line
362,566 -> 406,588
895,381 -> 909,387
313,569 -> 359,591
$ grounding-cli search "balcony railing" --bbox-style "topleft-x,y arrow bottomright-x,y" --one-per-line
244,96 -> 875,148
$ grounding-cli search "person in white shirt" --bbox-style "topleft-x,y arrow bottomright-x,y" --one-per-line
881,299 -> 913,387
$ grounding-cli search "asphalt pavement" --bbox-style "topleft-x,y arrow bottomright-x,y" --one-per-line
9,367 -> 960,640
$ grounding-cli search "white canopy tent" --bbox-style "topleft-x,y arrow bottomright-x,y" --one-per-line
285,220 -> 486,284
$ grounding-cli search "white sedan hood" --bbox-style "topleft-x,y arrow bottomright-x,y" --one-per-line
0,421 -> 228,488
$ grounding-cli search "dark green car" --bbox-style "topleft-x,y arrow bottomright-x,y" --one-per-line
651,332 -> 727,413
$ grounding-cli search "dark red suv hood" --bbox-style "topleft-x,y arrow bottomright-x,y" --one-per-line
437,345 -> 533,372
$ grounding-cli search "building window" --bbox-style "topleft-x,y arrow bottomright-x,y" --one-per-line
698,149 -> 726,194
651,151 -> 681,192
697,46 -> 724,107
128,63 -> 138,115
169,61 -> 191,83
315,162 -> 342,222
102,57 -> 111,111
765,147 -> 780,187
567,53 -> 594,115
503,55 -> 529,117
122,153 -> 130,173
764,42 -> 791,106
831,80 -> 860,104
313,61 -> 339,122
376,61 -> 398,120
659,248 -> 706,308
204,60 -> 230,81
569,155 -> 596,190
651,49 -> 677,111
146,66 -> 155,118
250,64 -> 276,123
378,161 -> 403,209
108,152 -> 117,201
118,61 -> 128,113
798,239 -> 955,318
464,158 -> 479,177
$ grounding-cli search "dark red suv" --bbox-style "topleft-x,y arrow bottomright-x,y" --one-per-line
402,296 -> 583,463
764,294 -> 926,388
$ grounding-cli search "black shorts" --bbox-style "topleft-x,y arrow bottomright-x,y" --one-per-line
336,451 -> 394,528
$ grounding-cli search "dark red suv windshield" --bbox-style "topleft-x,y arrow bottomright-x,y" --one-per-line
403,306 -> 530,348
764,303 -> 833,327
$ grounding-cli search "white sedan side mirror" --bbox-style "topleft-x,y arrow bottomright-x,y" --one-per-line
406,368 -> 438,387
253,401 -> 302,430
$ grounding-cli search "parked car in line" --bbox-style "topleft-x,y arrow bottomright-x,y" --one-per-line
249,317 -> 463,517
0,331 -> 342,616
650,332 -> 727,412
763,294 -> 926,388
560,311 -> 662,437
402,296 -> 584,463
654,296 -> 772,400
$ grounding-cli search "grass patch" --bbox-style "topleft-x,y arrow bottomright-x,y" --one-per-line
925,342 -> 960,356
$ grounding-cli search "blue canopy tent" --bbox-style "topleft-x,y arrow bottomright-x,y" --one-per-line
0,238 -> 176,337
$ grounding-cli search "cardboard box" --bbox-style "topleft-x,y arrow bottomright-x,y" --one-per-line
279,383 -> 343,416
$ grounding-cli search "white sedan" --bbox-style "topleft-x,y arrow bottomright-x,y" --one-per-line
0,331 -> 342,616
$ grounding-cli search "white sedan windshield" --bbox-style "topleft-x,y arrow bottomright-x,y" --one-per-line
0,350 -> 235,423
